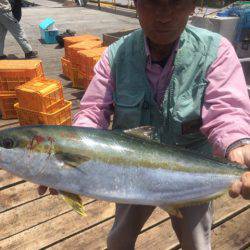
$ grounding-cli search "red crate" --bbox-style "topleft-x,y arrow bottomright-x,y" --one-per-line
68,40 -> 103,67
64,35 -> 100,59
72,69 -> 92,90
15,79 -> 64,113
78,47 -> 107,74
15,100 -> 72,126
0,60 -> 45,91
61,57 -> 73,80
0,91 -> 18,119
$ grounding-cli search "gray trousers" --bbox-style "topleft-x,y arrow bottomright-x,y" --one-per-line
75,0 -> 88,6
107,202 -> 213,250
0,11 -> 32,56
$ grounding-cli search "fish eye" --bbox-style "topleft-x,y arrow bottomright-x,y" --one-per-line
2,138 -> 15,149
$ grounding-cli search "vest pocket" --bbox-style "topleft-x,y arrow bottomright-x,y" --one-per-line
112,93 -> 145,130
169,117 -> 206,147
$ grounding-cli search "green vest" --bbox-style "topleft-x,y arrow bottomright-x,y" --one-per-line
108,25 -> 221,154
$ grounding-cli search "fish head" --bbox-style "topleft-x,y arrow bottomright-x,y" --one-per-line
0,126 -> 57,178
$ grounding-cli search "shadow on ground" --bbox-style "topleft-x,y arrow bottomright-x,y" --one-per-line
6,54 -> 22,59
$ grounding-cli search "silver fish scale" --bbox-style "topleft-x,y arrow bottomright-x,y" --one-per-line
21,156 -> 239,207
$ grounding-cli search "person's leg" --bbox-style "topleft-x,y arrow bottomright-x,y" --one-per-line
82,0 -> 88,7
0,12 -> 33,54
171,202 -> 213,250
78,0 -> 84,6
0,18 -> 8,57
107,204 -> 155,250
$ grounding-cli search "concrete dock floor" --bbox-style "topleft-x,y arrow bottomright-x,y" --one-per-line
4,0 -> 139,84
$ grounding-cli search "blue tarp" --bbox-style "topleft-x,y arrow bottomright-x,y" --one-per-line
217,5 -> 250,43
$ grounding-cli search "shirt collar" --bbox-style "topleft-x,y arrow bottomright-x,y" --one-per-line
144,36 -> 180,67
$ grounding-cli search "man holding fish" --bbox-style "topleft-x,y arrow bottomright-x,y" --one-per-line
72,0 -> 250,249
0,0 -> 248,249
21,0 -> 246,250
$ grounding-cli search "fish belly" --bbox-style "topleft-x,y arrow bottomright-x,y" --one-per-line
35,160 -> 239,207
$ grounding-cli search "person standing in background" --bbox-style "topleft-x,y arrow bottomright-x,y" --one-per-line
0,0 -> 38,59
9,0 -> 22,22
74,0 -> 88,7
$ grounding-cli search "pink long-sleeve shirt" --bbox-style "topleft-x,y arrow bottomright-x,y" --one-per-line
73,36 -> 250,157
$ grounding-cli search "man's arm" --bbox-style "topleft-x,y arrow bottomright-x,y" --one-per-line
201,37 -> 250,199
73,47 -> 114,129
201,37 -> 250,156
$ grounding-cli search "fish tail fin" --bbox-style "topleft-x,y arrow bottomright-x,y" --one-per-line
60,191 -> 86,216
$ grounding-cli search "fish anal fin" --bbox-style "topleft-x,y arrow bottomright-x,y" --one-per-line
60,191 -> 86,216
55,152 -> 90,168
159,205 -> 183,219
124,126 -> 155,141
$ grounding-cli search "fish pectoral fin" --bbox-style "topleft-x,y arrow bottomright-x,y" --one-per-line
55,152 -> 90,168
159,205 -> 183,219
124,126 -> 156,141
60,191 -> 86,216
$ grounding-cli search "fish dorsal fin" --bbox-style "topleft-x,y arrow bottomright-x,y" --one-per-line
159,205 -> 183,219
55,152 -> 90,168
60,191 -> 86,216
124,126 -> 155,141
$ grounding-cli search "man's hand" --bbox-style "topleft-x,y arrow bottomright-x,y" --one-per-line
228,144 -> 250,200
37,185 -> 58,195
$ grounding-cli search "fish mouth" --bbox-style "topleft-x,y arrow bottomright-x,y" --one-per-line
0,152 -> 17,166
0,149 -> 8,164
0,156 -> 15,172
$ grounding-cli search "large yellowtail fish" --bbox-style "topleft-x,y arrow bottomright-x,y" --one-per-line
0,126 -> 246,217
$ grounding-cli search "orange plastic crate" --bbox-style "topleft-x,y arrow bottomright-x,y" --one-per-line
68,40 -> 103,67
78,47 -> 107,74
0,60 -> 45,91
64,35 -> 100,59
0,91 -> 18,119
61,57 -> 73,80
72,69 -> 92,90
15,79 -> 64,113
14,100 -> 72,126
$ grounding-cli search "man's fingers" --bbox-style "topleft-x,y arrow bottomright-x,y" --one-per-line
229,180 -> 242,198
38,186 -> 58,195
49,188 -> 59,195
241,172 -> 250,200
38,185 -> 48,195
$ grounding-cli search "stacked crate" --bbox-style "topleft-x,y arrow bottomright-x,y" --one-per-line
0,91 -> 18,119
69,40 -> 105,89
0,60 -> 44,119
61,35 -> 101,80
75,47 -> 107,90
15,78 -> 72,126
68,40 -> 103,67
64,35 -> 101,59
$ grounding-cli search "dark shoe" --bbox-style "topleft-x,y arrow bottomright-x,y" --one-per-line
25,51 -> 38,59
0,55 -> 7,60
